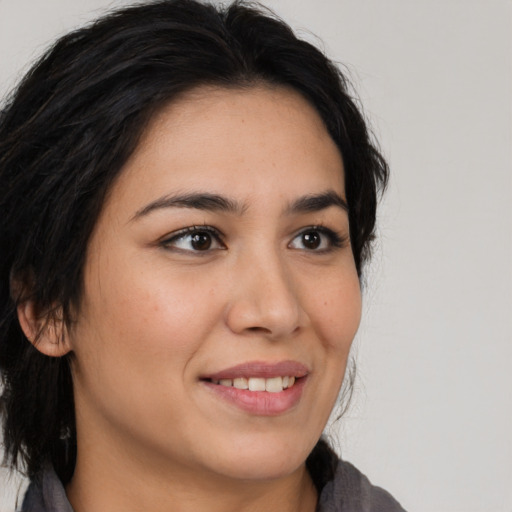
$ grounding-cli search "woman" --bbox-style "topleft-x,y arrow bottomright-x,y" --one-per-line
0,1 -> 405,510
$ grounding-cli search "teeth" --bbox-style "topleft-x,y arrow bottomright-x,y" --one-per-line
233,377 -> 248,390
265,376 -> 283,393
248,377 -> 266,391
213,376 -> 297,392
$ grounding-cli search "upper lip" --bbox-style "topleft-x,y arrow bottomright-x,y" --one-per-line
202,360 -> 309,380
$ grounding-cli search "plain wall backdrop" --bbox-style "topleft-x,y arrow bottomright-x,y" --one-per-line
1,1 -> 511,511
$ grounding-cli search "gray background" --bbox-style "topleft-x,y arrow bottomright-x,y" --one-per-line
1,1 -> 511,511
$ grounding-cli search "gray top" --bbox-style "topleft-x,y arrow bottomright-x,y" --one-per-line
20,459 -> 406,512
317,459 -> 406,512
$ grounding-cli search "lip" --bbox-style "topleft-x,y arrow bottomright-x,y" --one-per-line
202,360 -> 309,380
201,360 -> 309,416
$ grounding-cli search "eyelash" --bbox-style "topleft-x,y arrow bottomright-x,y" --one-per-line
159,225 -> 348,253
160,225 -> 226,252
289,225 -> 348,252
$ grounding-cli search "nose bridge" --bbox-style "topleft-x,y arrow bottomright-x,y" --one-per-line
225,241 -> 305,338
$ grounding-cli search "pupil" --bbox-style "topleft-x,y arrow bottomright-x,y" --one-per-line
303,231 -> 320,249
191,232 -> 212,250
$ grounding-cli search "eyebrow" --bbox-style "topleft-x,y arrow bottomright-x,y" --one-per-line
131,189 -> 348,221
131,192 -> 245,220
286,190 -> 348,214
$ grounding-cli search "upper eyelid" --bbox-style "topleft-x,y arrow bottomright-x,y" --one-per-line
288,225 -> 348,247
160,225 -> 225,244
290,224 -> 339,238
293,224 -> 328,234
158,224 -> 346,246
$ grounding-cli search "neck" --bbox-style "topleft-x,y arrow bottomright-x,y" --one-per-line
66,437 -> 318,512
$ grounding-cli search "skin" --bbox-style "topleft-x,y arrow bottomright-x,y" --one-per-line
20,85 -> 361,512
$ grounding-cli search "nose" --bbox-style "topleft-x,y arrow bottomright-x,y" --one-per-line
224,249 -> 308,340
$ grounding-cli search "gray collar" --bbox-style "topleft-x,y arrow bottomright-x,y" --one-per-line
20,466 -> 74,512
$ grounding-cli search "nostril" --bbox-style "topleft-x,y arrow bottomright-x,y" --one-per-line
247,326 -> 272,333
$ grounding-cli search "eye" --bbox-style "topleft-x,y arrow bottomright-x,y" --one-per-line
288,226 -> 346,252
160,226 -> 225,252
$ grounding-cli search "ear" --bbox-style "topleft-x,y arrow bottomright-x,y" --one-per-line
17,299 -> 72,357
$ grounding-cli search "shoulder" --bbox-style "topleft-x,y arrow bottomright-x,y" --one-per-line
317,458 -> 407,512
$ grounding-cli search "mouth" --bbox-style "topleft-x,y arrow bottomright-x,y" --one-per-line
200,361 -> 309,416
205,375 -> 299,393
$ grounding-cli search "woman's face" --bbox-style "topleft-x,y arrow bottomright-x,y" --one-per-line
69,86 -> 361,483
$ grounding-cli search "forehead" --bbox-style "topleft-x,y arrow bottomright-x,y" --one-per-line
104,85 -> 345,218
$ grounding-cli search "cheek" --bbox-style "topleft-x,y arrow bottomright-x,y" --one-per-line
297,270 -> 361,437
72,253 -> 224,401
70,257 -> 226,433
94,254 -> 221,347
310,271 -> 362,353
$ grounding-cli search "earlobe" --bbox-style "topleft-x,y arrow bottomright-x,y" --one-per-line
17,300 -> 71,357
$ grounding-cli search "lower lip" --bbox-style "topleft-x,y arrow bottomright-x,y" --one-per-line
203,378 -> 307,416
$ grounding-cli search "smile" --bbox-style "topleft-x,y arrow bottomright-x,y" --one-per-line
211,376 -> 296,393
202,361 -> 308,416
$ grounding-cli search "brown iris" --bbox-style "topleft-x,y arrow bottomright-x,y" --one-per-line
302,231 -> 321,250
190,232 -> 213,250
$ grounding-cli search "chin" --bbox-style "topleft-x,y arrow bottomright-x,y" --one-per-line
204,433 -> 315,481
